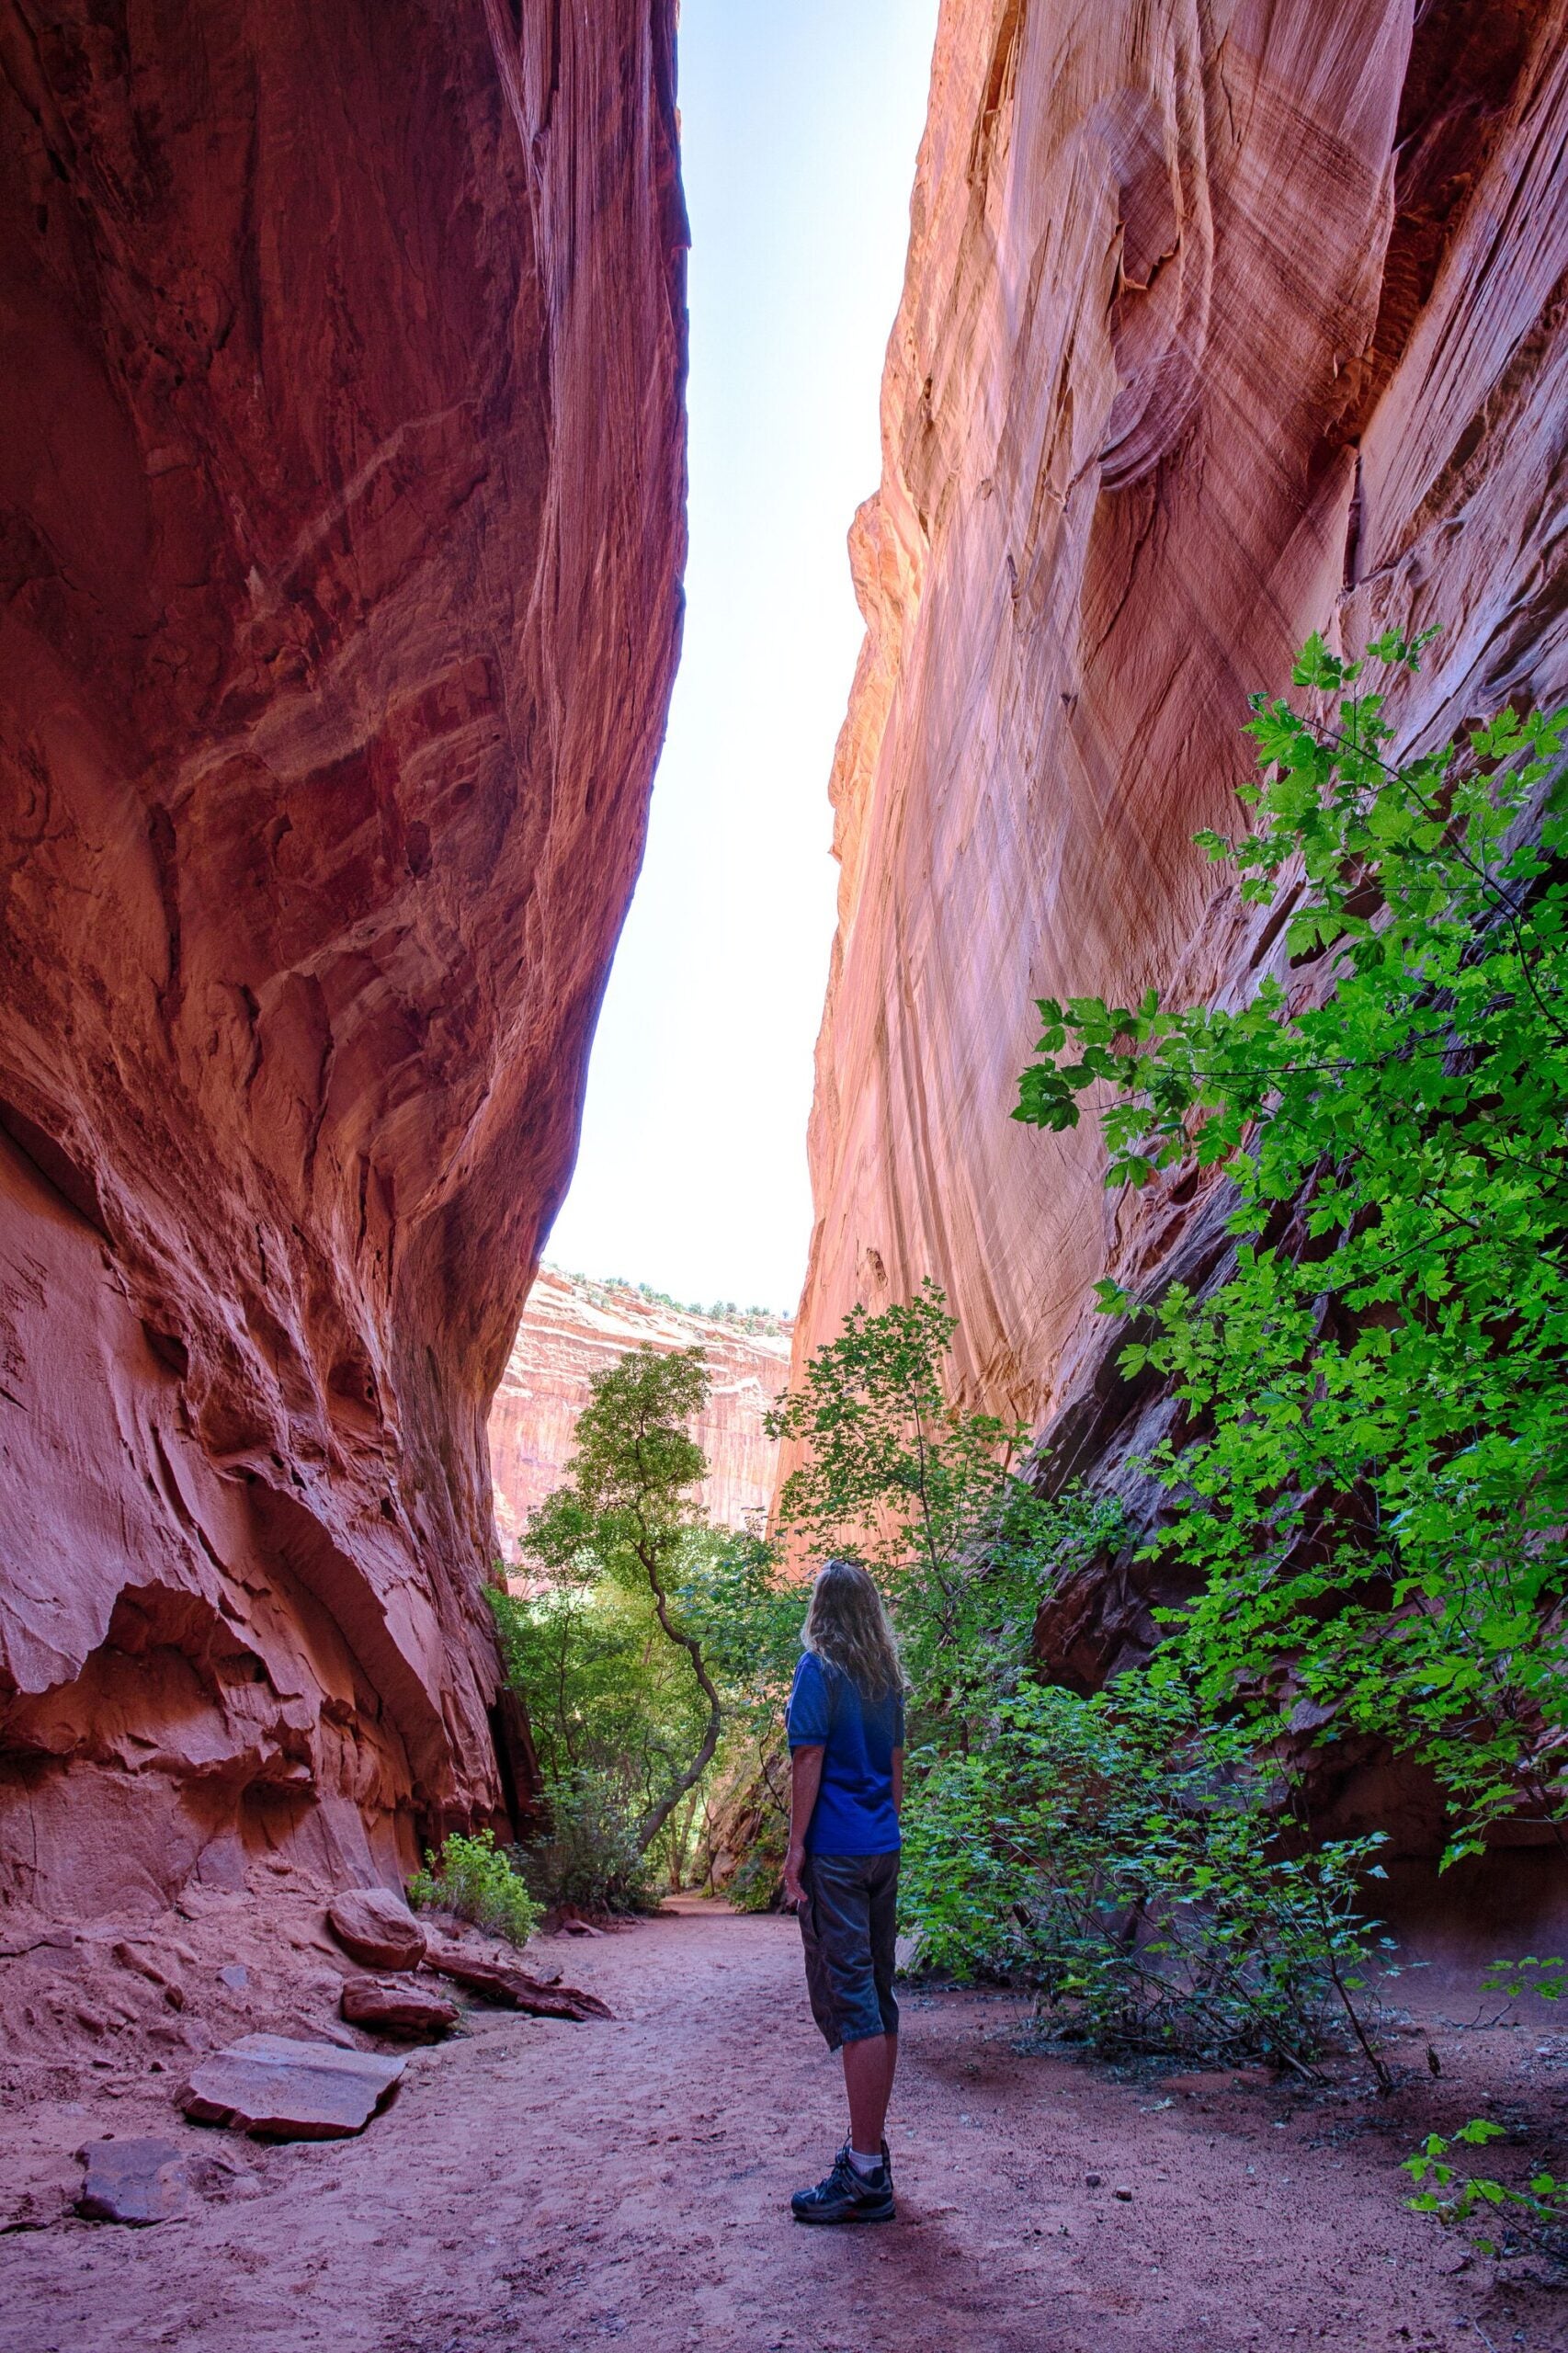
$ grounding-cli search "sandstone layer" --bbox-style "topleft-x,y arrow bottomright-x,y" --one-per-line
490,1270 -> 791,1552
792,0 -> 1568,1884
0,1 -> 687,1916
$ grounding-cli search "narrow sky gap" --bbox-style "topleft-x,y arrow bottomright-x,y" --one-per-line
543,0 -> 941,1314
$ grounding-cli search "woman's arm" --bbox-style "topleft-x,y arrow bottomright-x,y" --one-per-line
782,1744 -> 824,1909
892,1746 -> 903,1817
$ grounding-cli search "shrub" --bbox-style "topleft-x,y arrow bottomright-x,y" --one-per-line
1405,2120 -> 1568,2269
406,1827 -> 541,1948
517,1768 -> 659,1915
723,1828 -> 788,1914
901,1674 -> 1395,2080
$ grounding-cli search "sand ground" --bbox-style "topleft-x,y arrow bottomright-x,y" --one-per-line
3,1895 -> 1566,2352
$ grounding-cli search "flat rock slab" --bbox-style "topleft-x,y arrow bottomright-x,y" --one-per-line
77,2137 -> 190,2226
182,2033 -> 406,2139
341,1974 -> 458,2039
327,1888 -> 426,1972
424,1942 -> 612,2020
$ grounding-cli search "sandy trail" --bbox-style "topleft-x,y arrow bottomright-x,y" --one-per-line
2,1896 -> 1564,2352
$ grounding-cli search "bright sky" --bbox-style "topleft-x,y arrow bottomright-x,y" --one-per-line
542,0 -> 941,1316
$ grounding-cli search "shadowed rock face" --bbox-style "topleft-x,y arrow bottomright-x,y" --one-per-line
0,1 -> 687,1914
791,0 -> 1568,1887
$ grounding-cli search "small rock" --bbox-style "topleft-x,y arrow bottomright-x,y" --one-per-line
76,2138 -> 191,2227
218,1964 -> 249,1993
184,2146 -> 261,2201
1113,2187 -> 1133,2201
326,1889 -> 426,1972
181,2033 -> 406,2140
1085,2173 -> 1103,2188
111,1938 -> 186,2007
341,1975 -> 458,2040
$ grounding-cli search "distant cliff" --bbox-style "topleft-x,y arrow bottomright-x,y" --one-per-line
490,1271 -> 791,1551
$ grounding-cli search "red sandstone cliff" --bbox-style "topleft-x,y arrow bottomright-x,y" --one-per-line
0,1 -> 687,1915
490,1271 -> 791,1552
791,0 -> 1568,1868
797,0 -> 1568,1505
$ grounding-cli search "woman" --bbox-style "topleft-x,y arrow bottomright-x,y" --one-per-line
781,1557 -> 905,2224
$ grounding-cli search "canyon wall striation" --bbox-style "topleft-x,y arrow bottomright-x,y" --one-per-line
490,1270 -> 791,1552
794,0 -> 1568,1895
0,0 -> 687,1915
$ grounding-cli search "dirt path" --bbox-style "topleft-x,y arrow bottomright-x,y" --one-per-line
2,1897 -> 1564,2352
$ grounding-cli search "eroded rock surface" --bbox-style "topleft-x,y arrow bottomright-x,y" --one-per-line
0,1 -> 687,1915
792,0 -> 1568,1831
490,1271 -> 791,1551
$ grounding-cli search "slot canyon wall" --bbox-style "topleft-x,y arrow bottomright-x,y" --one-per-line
0,0 -> 687,1917
792,0 -> 1568,1915
489,1272 -> 791,1556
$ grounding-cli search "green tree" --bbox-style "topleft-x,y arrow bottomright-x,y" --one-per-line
518,1347 -> 724,1859
1014,631 -> 1568,1862
765,1281 -> 1122,1730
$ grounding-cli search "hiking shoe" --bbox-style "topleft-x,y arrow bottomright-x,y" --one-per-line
790,2143 -> 894,2225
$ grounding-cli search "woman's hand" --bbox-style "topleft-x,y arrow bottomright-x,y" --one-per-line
784,1745 -> 824,1909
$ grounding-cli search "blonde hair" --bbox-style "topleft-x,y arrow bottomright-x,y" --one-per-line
801,1559 -> 904,1701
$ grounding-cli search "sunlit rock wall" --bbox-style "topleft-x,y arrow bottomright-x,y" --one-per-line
798,0 -> 1568,1529
793,0 -> 1568,1889
490,1271 -> 791,1553
0,0 -> 687,1915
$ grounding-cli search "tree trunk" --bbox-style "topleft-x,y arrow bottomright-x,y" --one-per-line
634,1549 -> 723,1859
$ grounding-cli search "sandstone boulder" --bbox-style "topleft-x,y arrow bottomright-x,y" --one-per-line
182,2034 -> 405,2139
76,2138 -> 190,2226
341,1975 -> 458,2039
327,1891 -> 426,1972
424,1942 -> 612,2021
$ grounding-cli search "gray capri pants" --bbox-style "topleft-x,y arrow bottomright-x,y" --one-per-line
798,1849 -> 901,2051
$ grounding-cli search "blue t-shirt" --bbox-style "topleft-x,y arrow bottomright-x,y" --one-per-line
785,1651 -> 904,1856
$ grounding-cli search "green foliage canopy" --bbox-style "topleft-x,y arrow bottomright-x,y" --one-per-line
765,1282 -> 1122,1729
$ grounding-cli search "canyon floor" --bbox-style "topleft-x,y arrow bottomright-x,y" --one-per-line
2,1895 -> 1566,2351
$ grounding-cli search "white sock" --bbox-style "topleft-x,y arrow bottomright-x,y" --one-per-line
848,2146 -> 882,2176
